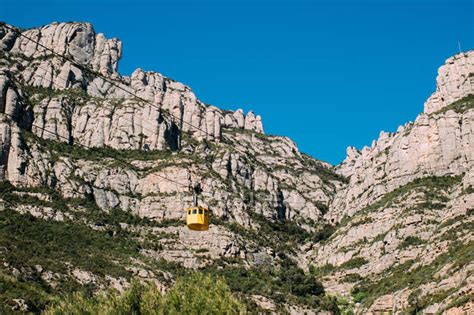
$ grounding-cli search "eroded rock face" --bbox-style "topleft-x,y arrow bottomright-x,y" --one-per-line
313,50 -> 473,314
0,22 -> 265,152
424,51 -> 474,114
330,51 -> 474,222
10,22 -> 121,76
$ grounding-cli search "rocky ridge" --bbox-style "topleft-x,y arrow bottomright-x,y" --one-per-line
306,51 -> 473,314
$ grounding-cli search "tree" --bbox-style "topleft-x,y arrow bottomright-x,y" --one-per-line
44,273 -> 246,315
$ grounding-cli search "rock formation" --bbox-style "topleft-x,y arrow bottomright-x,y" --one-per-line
0,21 -> 472,314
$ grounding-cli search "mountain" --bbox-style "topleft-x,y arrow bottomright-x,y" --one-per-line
0,21 -> 472,314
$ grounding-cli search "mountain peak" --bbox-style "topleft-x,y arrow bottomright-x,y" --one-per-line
424,50 -> 473,114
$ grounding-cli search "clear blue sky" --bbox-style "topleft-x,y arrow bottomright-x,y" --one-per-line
2,0 -> 473,164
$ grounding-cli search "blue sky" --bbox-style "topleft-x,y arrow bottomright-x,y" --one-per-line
2,0 -> 473,164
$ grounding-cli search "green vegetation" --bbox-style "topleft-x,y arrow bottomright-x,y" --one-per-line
0,208 -> 140,313
433,94 -> 474,115
206,258 -> 323,298
202,256 -> 333,311
358,175 -> 462,216
339,257 -> 368,270
438,218 -> 474,242
0,182 -> 338,312
0,180 -> 177,229
397,236 -> 425,250
309,264 -> 336,278
0,208 -> 137,280
444,293 -> 472,311
45,273 -> 246,315
342,273 -> 363,283
351,240 -> 473,307
0,270 -> 52,313
23,131 -> 176,163
351,216 -> 373,227
299,153 -> 349,185
217,211 -> 336,255
21,85 -> 89,107
352,290 -> 368,304
406,287 -> 458,315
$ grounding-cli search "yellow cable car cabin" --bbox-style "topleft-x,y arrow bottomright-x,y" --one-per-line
186,206 -> 210,231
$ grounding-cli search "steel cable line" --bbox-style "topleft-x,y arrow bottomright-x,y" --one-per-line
0,51 -> 193,189
0,21 -> 255,184
3,22 -> 467,216
4,55 -> 192,153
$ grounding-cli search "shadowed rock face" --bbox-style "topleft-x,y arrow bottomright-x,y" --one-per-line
0,22 -> 473,314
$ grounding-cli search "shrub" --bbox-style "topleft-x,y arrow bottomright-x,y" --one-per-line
343,273 -> 363,283
312,224 -> 336,243
45,274 -> 246,314
340,257 -> 368,270
163,273 -> 246,314
433,94 -> 474,115
397,236 -> 425,250
352,241 -> 473,308
309,264 -> 335,277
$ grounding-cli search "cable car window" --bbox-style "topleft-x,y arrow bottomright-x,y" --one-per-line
192,209 -> 197,214
199,209 -> 203,214
188,210 -> 191,215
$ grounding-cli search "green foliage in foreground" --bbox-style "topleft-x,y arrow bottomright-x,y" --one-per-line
204,258 -> 325,303
45,273 -> 246,315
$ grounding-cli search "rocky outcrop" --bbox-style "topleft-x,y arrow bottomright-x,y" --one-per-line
330,51 -> 473,221
0,22 -> 265,152
10,22 -> 121,76
308,50 -> 474,314
424,51 -> 474,114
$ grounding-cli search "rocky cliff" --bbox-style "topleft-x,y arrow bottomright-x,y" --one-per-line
0,21 -> 472,314
331,51 -> 473,221
306,51 -> 473,314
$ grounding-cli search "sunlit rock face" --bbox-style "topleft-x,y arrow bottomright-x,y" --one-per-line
330,51 -> 473,222
0,21 -> 336,228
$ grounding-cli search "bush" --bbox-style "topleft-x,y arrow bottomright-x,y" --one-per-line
343,273 -> 362,283
45,273 -> 246,314
312,224 -> 336,243
309,263 -> 335,277
397,236 -> 425,250
352,241 -> 473,308
163,273 -> 246,314
340,257 -> 368,270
